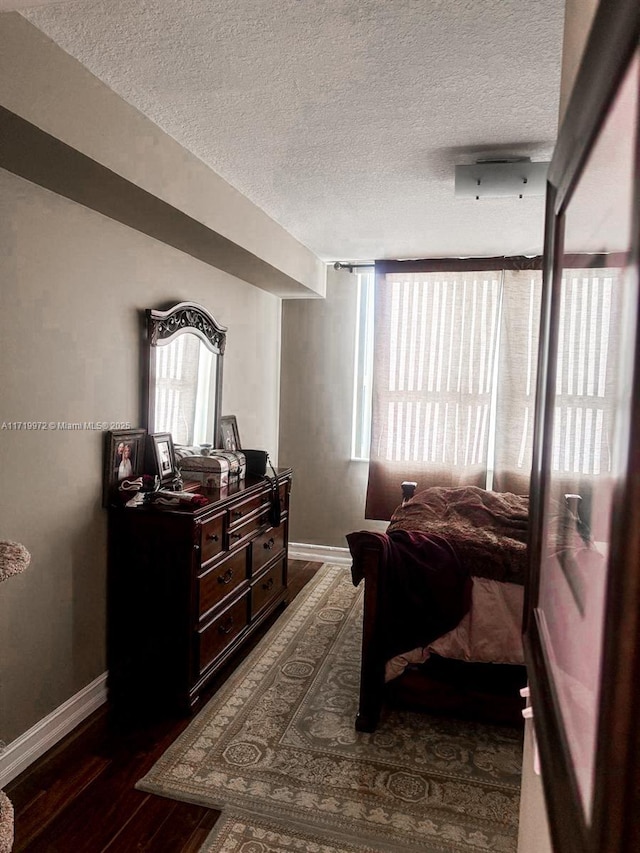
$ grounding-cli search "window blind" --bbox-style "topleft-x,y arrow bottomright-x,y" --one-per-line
364,259 -> 622,519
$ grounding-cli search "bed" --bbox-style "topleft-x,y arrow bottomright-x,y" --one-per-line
347,483 -> 529,731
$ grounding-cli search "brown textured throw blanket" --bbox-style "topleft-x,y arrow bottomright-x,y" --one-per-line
388,485 -> 529,584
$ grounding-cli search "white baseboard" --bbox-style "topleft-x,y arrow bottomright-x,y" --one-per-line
288,542 -> 352,567
0,672 -> 108,788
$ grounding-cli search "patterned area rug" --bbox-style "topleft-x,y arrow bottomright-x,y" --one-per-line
200,810 -> 401,853
138,565 -> 523,852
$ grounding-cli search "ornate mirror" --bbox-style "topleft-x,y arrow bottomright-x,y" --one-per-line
144,302 -> 226,448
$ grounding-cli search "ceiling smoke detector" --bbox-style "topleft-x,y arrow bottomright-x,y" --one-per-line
455,158 -> 549,199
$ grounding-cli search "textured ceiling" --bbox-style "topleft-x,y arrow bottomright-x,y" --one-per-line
19,0 -> 565,262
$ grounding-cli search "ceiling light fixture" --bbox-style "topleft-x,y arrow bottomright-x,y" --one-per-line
455,158 -> 549,200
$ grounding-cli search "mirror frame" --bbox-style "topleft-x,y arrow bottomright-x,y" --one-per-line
143,301 -> 227,447
524,1 -> 640,851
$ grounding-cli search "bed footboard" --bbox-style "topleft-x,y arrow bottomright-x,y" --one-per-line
350,538 -> 388,732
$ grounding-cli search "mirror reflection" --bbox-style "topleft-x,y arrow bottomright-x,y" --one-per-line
152,334 -> 216,445
145,302 -> 226,448
538,50 -> 639,821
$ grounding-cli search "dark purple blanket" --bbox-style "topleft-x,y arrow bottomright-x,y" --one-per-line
347,529 -> 472,660
388,485 -> 529,585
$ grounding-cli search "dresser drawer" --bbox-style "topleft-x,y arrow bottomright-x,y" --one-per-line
228,508 -> 268,550
200,512 -> 225,564
251,524 -> 285,576
198,590 -> 250,674
228,493 -> 267,529
198,548 -> 248,619
251,558 -> 286,619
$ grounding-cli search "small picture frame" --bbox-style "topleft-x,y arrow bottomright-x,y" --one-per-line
219,415 -> 241,452
103,429 -> 146,506
150,432 -> 177,484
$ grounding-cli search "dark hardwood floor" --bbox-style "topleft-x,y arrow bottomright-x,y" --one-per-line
6,559 -> 323,853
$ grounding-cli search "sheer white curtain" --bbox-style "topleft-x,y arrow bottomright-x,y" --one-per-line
366,262 -> 514,519
492,268 -> 543,493
365,258 -> 623,519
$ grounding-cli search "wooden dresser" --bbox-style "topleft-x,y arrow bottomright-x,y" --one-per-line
107,469 -> 292,714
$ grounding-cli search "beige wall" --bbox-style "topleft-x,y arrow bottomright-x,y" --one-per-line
0,168 -> 282,744
279,268 -> 386,547
558,0 -> 599,123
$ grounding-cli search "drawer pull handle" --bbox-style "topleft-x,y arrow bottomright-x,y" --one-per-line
262,578 -> 274,591
218,568 -> 234,585
230,532 -> 242,541
263,537 -> 275,551
233,509 -> 243,519
207,532 -> 219,542
218,616 -> 234,635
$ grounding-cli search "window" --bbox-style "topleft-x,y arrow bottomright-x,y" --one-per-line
351,269 -> 375,460
376,269 -> 503,468
360,257 -> 623,519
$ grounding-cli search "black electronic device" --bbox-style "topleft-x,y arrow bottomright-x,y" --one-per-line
244,449 -> 269,477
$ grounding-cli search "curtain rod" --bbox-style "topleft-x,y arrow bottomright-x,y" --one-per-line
332,262 -> 374,272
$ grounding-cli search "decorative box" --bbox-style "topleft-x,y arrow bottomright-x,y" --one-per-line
178,451 -> 246,489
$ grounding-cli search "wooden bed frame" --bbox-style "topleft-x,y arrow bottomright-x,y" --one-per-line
351,482 -> 527,732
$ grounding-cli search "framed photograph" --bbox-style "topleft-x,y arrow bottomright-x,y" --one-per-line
525,4 -> 640,852
219,415 -> 241,451
150,432 -> 177,484
103,428 -> 146,506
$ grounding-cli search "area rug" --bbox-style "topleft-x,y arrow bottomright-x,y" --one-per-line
138,564 -> 523,853
200,810 -> 402,853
